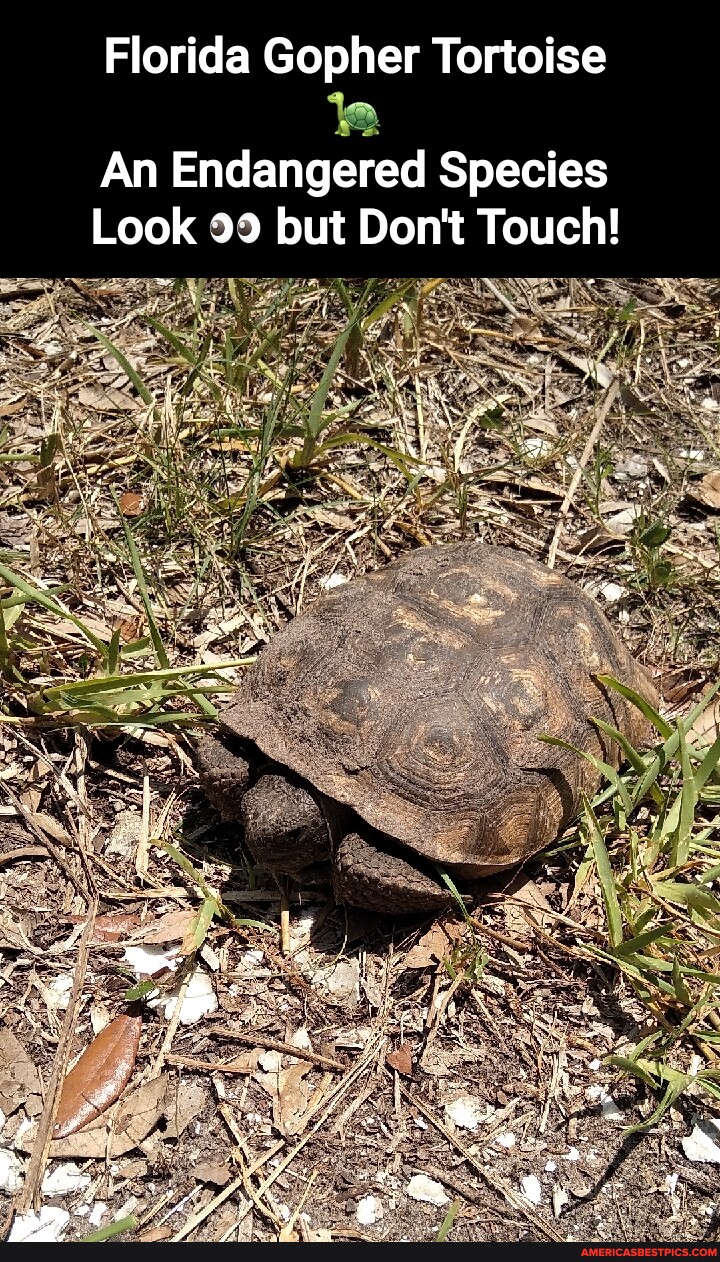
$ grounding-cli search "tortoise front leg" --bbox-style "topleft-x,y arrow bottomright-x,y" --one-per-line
333,828 -> 452,913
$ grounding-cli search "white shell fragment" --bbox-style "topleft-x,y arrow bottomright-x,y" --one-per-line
520,1175 -> 543,1205
41,1162 -> 92,1196
682,1120 -> 720,1164
147,967 -> 218,1025
356,1195 -> 383,1225
319,572 -> 349,592
0,1147 -> 25,1194
123,943 -> 180,976
9,1207 -> 70,1243
406,1174 -> 449,1206
444,1095 -> 490,1131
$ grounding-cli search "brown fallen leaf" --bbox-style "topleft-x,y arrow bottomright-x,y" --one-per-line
138,1227 -> 174,1243
0,1029 -> 42,1117
127,907 -> 195,944
19,1074 -> 171,1159
404,924 -> 452,969
119,492 -> 144,516
689,471 -> 720,511
386,1043 -> 413,1076
64,912 -> 141,943
193,1159 -> 232,1187
276,1062 -> 313,1137
689,700 -> 720,748
54,1013 -> 142,1138
162,1081 -> 208,1139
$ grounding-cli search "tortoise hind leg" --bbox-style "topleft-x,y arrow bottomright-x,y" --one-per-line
362,126 -> 379,136
333,829 -> 452,913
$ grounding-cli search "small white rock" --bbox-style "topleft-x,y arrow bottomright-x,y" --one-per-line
356,1195 -> 382,1225
682,1121 -> 720,1164
600,1094 -> 623,1122
147,967 -> 217,1025
665,1173 -> 679,1195
519,437 -> 552,460
553,1186 -> 570,1218
497,1132 -> 516,1149
406,1174 -> 449,1206
444,1095 -> 490,1131
679,448 -> 705,460
319,573 -> 349,591
42,1162 -> 92,1195
545,1160 -> 557,1173
520,1175 -> 543,1205
47,974 -> 74,1010
604,506 -> 642,534
89,1202 -> 108,1228
9,1207 -> 70,1243
562,1147 -> 580,1162
701,398 -> 720,412
123,942 -> 179,977
0,1147 -> 25,1194
259,1051 -> 283,1073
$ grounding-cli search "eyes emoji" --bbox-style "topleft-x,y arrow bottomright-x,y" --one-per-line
210,213 -> 260,242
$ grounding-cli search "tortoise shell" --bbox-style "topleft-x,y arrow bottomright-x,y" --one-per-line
344,101 -> 378,130
219,543 -> 657,875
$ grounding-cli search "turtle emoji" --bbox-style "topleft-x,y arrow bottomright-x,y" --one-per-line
327,91 -> 380,137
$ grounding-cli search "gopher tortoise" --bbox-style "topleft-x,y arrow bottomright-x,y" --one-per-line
198,543 -> 657,913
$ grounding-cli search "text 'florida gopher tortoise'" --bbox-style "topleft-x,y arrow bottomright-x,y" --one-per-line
198,543 -> 657,913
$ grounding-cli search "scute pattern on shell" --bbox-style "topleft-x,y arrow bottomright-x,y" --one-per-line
221,544 -> 656,874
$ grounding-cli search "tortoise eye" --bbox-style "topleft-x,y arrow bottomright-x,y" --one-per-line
210,213 -> 233,242
237,213 -> 261,242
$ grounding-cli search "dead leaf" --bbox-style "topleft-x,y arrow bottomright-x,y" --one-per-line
19,1075 -> 170,1159
116,1074 -> 170,1147
128,908 -> 195,945
404,924 -> 452,969
224,1049 -> 262,1074
386,1043 -> 413,1076
162,1081 -> 207,1138
277,1063 -> 313,1137
0,1029 -> 42,1116
77,384 -> 139,412
118,492 -> 144,517
689,700 -> 720,749
64,912 -> 141,943
54,1014 -> 142,1138
689,471 -> 720,511
138,1227 -> 173,1242
193,1159 -> 231,1187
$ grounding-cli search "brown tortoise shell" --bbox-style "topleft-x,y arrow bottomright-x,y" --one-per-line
219,543 -> 658,875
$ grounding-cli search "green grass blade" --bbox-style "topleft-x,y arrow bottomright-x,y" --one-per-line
539,734 -> 633,817
595,673 -> 672,739
116,508 -> 170,670
89,324 -> 155,407
582,792 -> 624,948
0,562 -> 109,657
696,731 -> 720,792
675,719 -> 697,865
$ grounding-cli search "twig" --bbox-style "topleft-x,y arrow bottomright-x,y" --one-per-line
546,378 -> 619,569
480,278 -> 521,319
14,896 -> 99,1215
169,1036 -> 345,1073
148,970 -> 191,1079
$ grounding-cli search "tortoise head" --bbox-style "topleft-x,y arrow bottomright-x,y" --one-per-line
327,91 -> 344,107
